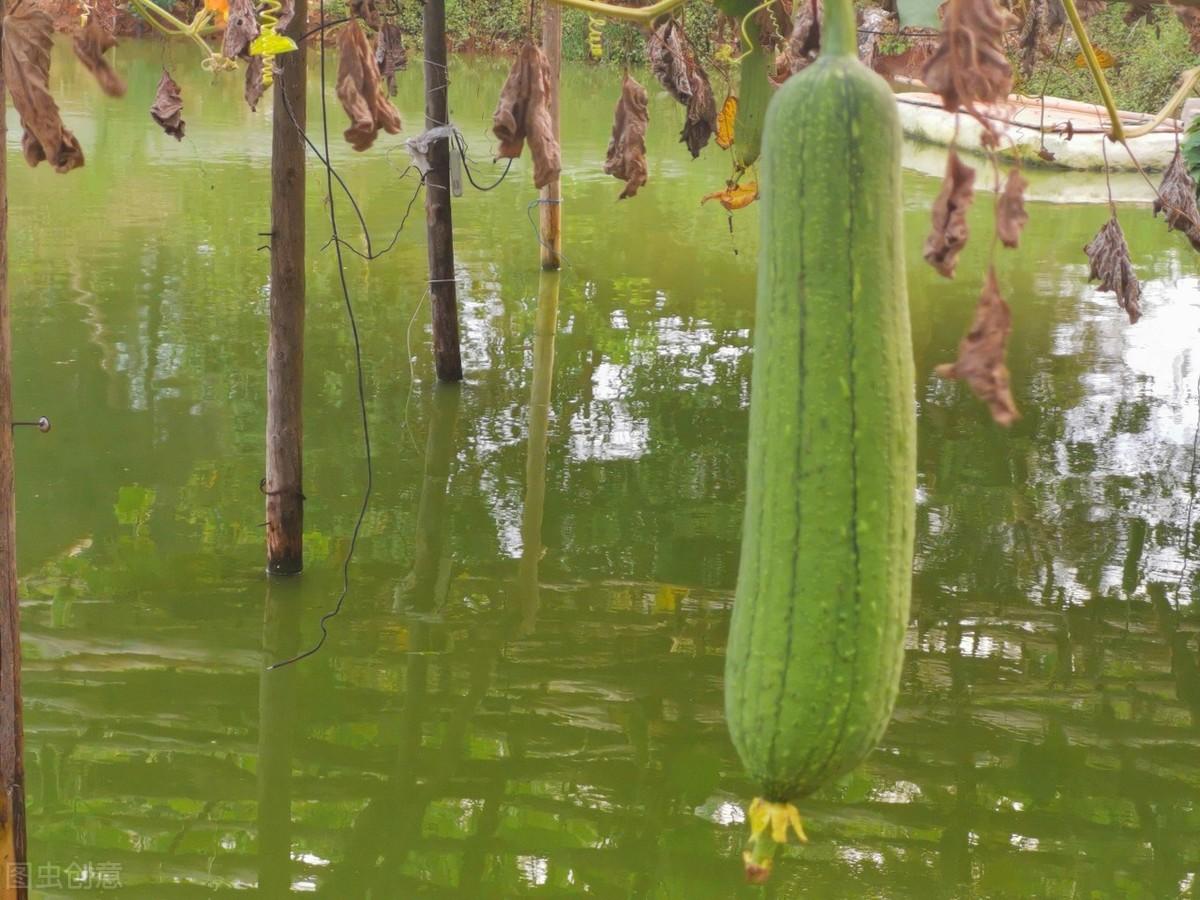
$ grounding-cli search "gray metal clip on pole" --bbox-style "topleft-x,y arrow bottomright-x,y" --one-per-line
12,417 -> 50,433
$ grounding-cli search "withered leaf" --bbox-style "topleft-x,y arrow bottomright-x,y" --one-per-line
492,41 -> 561,189
73,18 -> 126,98
1172,1 -> 1200,51
221,0 -> 259,61
245,57 -> 265,112
337,17 -> 402,152
604,74 -> 649,200
1037,145 -> 1056,162
4,3 -> 84,172
783,0 -> 821,79
924,149 -> 976,278
996,167 -> 1028,249
649,19 -> 692,105
923,0 -> 1017,136
936,268 -> 1020,426
702,182 -> 759,211
351,0 -> 381,29
1085,215 -> 1142,324
376,22 -> 407,97
150,70 -> 185,141
1154,150 -> 1200,252
681,64 -> 717,158
716,94 -> 737,150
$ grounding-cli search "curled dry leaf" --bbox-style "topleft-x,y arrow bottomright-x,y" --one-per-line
492,41 -> 562,189
1154,150 -> 1200,252
649,19 -> 692,105
1084,215 -> 1142,324
73,18 -> 126,98
222,0 -> 259,60
996,167 -> 1028,249
716,94 -> 737,150
351,0 -> 381,29
782,0 -> 821,79
1172,1 -> 1200,52
702,182 -> 759,211
4,2 -> 84,172
604,74 -> 649,200
681,65 -> 717,158
1018,0 -> 1063,78
150,70 -> 185,141
376,22 -> 407,97
936,268 -> 1020,426
924,149 -> 976,278
245,57 -> 265,112
922,0 -> 1017,139
337,17 -> 402,152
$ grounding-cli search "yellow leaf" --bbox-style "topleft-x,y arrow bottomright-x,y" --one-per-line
716,94 -> 737,150
1074,46 -> 1115,68
204,0 -> 229,23
702,182 -> 759,211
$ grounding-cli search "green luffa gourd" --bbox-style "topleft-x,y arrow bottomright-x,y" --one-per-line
722,0 -> 916,881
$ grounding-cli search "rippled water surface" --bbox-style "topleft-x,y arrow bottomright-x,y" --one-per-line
10,41 -> 1200,898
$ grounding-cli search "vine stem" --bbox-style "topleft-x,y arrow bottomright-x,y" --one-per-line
544,0 -> 689,25
1122,67 -> 1200,138
1060,0 -> 1124,141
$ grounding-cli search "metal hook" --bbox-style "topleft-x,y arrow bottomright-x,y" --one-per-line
12,417 -> 51,433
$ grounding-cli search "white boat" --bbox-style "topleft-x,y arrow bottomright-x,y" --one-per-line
895,88 -> 1182,173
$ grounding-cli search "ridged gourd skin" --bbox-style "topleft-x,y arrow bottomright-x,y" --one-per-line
734,30 -> 771,170
723,52 -> 916,803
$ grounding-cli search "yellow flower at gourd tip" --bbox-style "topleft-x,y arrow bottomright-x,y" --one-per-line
205,0 -> 230,24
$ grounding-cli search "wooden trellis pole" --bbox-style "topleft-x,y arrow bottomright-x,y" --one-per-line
0,0 -> 27,889
539,3 -> 563,270
264,0 -> 309,575
423,0 -> 464,382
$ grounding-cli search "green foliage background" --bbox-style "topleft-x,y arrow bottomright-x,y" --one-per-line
1012,5 -> 1196,113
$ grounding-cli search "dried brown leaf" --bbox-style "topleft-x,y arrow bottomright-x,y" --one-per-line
1172,1 -> 1200,51
4,3 -> 84,172
1154,151 -> 1200,252
649,19 -> 692,105
73,18 -> 126,98
782,0 -> 821,78
221,0 -> 259,60
996,167 -> 1028,249
336,17 -> 402,152
681,64 -> 717,158
936,268 -> 1020,426
376,22 -> 407,97
923,0 -> 1017,136
491,41 -> 562,189
604,74 -> 649,200
924,149 -> 976,278
1085,215 -> 1142,324
352,0 -> 381,29
245,57 -> 265,112
150,69 -> 185,141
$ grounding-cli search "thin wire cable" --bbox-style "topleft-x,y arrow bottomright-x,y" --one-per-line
270,3 -> 373,670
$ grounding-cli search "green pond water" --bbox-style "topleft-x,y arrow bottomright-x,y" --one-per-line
9,41 -> 1200,898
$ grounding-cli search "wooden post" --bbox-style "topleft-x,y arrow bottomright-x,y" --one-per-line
423,0 -> 463,382
264,0 -> 308,575
0,0 -> 27,887
539,3 -> 563,270
517,272 -> 561,633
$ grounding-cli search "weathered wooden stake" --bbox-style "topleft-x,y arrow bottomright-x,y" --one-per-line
539,3 -> 563,270
517,271 -> 561,633
0,0 -> 27,887
423,0 -> 464,382
264,0 -> 308,576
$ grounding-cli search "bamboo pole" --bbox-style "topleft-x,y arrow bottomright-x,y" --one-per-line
423,0 -> 464,382
517,272 -> 561,633
264,0 -> 309,575
0,0 -> 28,886
539,4 -> 563,270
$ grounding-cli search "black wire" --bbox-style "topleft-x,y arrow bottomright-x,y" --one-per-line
455,132 -> 513,191
269,2 -> 373,670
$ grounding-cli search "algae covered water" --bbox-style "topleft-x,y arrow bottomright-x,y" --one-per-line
10,42 -> 1200,897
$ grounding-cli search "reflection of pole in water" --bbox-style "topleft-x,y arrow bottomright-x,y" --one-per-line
518,271 -> 561,633
396,384 -> 461,615
257,580 -> 302,898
